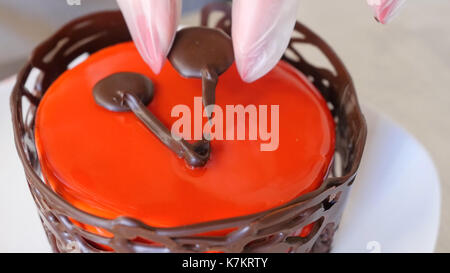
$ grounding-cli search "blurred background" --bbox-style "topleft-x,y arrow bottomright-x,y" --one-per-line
0,0 -> 448,252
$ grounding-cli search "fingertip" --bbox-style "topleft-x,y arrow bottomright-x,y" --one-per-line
118,0 -> 181,75
148,59 -> 165,75
232,0 -> 299,83
235,56 -> 277,83
368,0 -> 406,24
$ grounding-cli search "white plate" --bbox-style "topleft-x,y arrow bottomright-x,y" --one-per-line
332,104 -> 441,253
0,77 -> 441,253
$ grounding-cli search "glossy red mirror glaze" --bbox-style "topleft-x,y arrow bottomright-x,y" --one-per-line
35,42 -> 335,228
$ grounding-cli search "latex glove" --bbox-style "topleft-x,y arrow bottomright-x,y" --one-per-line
117,0 -> 299,82
116,0 -> 181,74
117,0 -> 406,82
367,0 -> 407,24
232,0 -> 300,83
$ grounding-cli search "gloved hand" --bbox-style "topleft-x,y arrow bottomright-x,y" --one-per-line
231,0 -> 300,83
117,0 -> 181,75
367,0 -> 407,24
117,0 -> 406,83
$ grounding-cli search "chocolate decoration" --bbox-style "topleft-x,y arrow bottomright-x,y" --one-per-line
93,72 -> 210,168
93,72 -> 154,112
11,3 -> 367,253
168,27 -> 234,119
168,27 -> 234,78
201,68 -> 218,120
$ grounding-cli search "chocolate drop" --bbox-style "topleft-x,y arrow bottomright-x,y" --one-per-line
168,27 -> 234,119
93,72 -> 153,112
168,27 -> 234,78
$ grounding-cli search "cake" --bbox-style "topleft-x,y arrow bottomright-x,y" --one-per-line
10,3 -> 366,253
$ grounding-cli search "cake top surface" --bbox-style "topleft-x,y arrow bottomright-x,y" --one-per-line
35,42 -> 335,228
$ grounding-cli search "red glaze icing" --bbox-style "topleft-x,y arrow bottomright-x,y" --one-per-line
35,42 -> 335,228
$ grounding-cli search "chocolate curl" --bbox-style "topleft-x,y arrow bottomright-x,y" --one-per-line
232,0 -> 300,83
117,0 -> 182,74
367,0 -> 407,24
